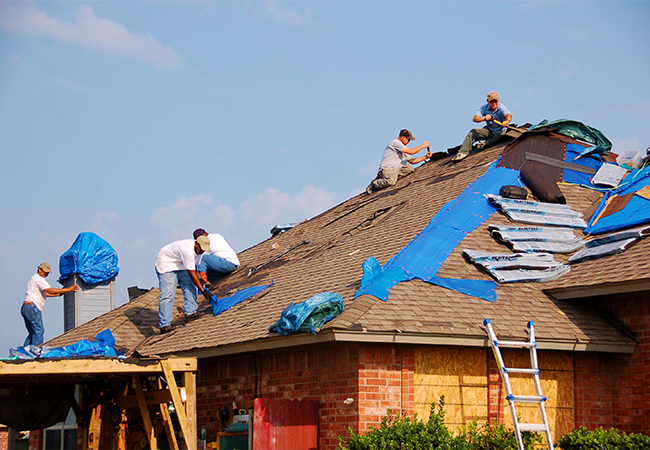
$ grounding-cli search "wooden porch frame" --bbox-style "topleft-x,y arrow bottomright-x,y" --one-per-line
0,357 -> 197,450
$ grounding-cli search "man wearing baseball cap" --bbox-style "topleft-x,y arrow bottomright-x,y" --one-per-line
21,262 -> 79,346
192,228 -> 239,285
155,236 -> 212,333
452,91 -> 513,162
366,129 -> 432,194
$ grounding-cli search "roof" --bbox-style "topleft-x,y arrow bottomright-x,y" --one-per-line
47,127 -> 649,358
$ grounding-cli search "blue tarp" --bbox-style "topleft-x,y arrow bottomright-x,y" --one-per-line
585,164 -> 650,235
9,329 -> 119,360
59,232 -> 119,284
211,283 -> 273,316
356,162 -> 521,303
269,292 -> 344,335
563,143 -> 604,187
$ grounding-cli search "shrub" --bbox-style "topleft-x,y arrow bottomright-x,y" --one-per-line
337,396 -> 542,450
557,426 -> 650,450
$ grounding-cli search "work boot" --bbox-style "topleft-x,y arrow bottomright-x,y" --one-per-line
366,183 -> 374,195
185,312 -> 201,322
451,152 -> 468,162
160,325 -> 177,334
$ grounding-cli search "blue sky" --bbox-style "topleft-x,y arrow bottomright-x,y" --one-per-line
1,0 -> 648,353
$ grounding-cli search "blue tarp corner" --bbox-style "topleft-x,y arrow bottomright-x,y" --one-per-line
58,232 -> 119,284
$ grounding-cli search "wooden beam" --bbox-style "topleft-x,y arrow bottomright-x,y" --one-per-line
184,371 -> 197,446
87,404 -> 102,450
133,375 -> 157,450
161,361 -> 196,450
118,388 -> 172,410
158,378 -> 180,450
0,357 -> 197,376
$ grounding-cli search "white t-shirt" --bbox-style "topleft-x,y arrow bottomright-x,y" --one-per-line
207,233 -> 240,266
155,239 -> 202,274
25,273 -> 51,311
379,139 -> 410,170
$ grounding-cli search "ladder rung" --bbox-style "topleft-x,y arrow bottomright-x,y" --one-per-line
507,394 -> 546,404
519,423 -> 549,432
497,340 -> 535,348
504,367 -> 539,375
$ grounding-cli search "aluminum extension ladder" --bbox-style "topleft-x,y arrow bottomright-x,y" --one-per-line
483,319 -> 554,450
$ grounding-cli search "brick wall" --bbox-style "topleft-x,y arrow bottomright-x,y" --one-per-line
573,291 -> 650,434
197,342 -> 413,450
0,427 -> 7,450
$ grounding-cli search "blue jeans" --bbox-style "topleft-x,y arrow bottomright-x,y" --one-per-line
459,127 -> 506,155
197,255 -> 238,281
157,269 -> 198,328
21,303 -> 44,346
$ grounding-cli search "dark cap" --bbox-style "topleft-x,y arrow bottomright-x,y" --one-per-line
192,228 -> 208,239
399,129 -> 415,141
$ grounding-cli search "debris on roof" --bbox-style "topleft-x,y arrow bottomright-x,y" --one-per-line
269,291 -> 344,335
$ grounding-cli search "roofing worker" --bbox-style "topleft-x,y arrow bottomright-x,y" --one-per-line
192,228 -> 239,285
366,129 -> 432,194
452,91 -> 512,162
21,262 -> 79,346
155,236 -> 212,334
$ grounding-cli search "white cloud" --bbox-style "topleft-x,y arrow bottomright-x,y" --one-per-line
240,185 -> 337,226
0,2 -> 182,69
244,1 -> 313,27
149,185 -> 338,250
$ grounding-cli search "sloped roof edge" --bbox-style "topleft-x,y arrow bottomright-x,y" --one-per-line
163,328 -> 635,360
545,279 -> 650,300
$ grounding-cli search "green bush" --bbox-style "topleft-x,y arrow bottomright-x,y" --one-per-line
336,396 -> 542,450
557,426 -> 650,450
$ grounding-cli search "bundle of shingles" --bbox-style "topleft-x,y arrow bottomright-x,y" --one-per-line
570,225 -> 650,263
464,195 -> 650,283
462,249 -> 571,283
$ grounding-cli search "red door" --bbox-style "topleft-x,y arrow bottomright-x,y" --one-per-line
253,398 -> 318,450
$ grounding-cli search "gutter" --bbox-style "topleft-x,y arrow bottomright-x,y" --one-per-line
172,328 -> 636,359
544,279 -> 650,300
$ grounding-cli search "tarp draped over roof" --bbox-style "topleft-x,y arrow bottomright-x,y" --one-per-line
58,232 -> 119,284
529,119 -> 613,152
8,329 -> 119,360
211,283 -> 273,316
585,163 -> 650,235
356,162 -> 521,302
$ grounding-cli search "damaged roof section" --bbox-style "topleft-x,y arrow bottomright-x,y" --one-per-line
46,121 -> 649,358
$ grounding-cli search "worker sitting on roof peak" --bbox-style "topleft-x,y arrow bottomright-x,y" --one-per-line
192,228 -> 239,286
21,262 -> 79,346
452,91 -> 512,162
155,236 -> 212,334
366,129 -> 432,194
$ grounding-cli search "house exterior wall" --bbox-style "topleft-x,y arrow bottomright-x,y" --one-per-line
574,291 -> 650,434
197,341 -> 576,450
0,427 -> 7,450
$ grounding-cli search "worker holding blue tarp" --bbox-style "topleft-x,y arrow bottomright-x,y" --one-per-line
452,91 -> 512,162
155,236 -> 211,334
366,129 -> 432,194
21,262 -> 79,346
